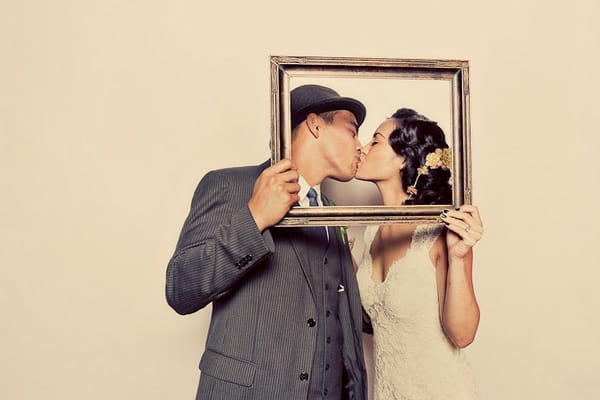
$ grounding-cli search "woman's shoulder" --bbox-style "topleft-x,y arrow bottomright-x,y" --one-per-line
363,225 -> 379,245
413,224 -> 445,250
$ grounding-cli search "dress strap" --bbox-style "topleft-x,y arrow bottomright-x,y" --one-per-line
363,225 -> 379,248
412,224 -> 445,254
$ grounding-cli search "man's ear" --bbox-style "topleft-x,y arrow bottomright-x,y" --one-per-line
305,113 -> 320,139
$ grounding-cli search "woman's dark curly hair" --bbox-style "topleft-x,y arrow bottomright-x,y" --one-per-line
388,108 -> 452,205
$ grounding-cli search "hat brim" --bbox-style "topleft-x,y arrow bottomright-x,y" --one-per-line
292,97 -> 366,129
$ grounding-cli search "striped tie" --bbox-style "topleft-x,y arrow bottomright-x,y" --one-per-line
307,188 -> 328,243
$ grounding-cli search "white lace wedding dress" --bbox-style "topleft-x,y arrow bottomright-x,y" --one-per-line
357,224 -> 478,400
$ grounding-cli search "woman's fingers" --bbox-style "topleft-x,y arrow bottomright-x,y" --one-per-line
456,205 -> 483,227
439,213 -> 482,246
441,211 -> 478,234
445,207 -> 483,234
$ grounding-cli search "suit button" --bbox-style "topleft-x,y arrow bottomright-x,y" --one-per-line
307,318 -> 316,327
326,336 -> 331,344
324,284 -> 329,290
326,310 -> 331,317
299,372 -> 309,381
324,388 -> 329,395
325,363 -> 330,370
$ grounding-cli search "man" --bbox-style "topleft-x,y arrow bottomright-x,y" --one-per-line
166,84 -> 367,399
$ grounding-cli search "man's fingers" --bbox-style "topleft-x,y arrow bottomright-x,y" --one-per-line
269,158 -> 296,174
260,160 -> 298,184
289,193 -> 301,205
280,169 -> 299,183
285,182 -> 301,194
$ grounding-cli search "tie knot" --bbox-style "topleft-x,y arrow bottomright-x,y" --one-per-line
307,188 -> 319,207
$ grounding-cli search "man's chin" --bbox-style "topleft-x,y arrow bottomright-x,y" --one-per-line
329,165 -> 362,182
328,171 -> 355,182
330,175 -> 353,183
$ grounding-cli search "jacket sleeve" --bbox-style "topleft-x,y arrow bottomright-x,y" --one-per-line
165,170 -> 274,315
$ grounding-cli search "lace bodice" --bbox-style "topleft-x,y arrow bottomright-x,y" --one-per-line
357,224 -> 478,400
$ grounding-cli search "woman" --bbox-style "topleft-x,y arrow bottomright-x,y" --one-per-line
355,108 -> 483,399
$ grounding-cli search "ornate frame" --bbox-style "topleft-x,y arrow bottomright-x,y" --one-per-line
270,55 -> 471,226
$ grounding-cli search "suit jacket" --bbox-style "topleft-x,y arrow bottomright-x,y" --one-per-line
166,160 -> 367,400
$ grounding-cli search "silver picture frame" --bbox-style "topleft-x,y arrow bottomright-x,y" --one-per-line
270,55 -> 472,227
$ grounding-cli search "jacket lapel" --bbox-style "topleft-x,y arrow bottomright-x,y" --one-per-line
286,227 -> 316,300
285,193 -> 332,300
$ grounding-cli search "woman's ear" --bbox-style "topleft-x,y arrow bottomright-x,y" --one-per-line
305,113 -> 320,138
394,155 -> 406,170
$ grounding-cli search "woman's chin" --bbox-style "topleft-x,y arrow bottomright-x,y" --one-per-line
355,165 -> 377,182
353,172 -> 370,182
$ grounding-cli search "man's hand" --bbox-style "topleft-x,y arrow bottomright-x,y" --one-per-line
248,159 -> 300,231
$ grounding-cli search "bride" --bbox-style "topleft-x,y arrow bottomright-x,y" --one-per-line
354,108 -> 483,399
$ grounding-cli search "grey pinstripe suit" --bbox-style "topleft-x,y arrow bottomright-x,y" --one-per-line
166,160 -> 367,400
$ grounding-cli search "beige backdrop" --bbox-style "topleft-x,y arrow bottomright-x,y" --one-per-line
1,1 -> 599,399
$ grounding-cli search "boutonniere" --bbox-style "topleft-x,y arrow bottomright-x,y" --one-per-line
340,226 -> 348,242
325,199 -> 355,250
340,226 -> 355,250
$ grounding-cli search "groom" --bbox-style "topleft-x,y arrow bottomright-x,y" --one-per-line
166,84 -> 367,399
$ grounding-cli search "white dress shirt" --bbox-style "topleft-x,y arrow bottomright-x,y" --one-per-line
297,175 -> 329,241
297,175 -> 324,207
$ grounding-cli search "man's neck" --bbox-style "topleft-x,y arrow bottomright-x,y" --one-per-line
296,166 -> 323,187
292,142 -> 325,187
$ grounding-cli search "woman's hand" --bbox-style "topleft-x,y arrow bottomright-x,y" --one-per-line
439,205 -> 484,259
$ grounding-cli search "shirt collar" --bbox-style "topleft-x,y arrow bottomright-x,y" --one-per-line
298,175 -> 323,207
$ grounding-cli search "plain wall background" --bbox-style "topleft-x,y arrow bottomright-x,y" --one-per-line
1,1 -> 598,399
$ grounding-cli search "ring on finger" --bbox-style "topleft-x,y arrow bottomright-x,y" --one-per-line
465,225 -> 471,233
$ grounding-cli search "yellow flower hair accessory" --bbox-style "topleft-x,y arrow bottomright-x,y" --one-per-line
407,148 -> 452,199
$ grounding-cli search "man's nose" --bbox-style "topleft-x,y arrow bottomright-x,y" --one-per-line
359,143 -> 367,155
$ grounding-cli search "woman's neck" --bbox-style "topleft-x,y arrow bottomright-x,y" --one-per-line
375,179 -> 409,206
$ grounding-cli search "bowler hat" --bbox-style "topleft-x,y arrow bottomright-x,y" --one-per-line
290,84 -> 366,129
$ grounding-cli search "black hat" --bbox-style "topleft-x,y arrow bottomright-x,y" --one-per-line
290,84 -> 366,129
